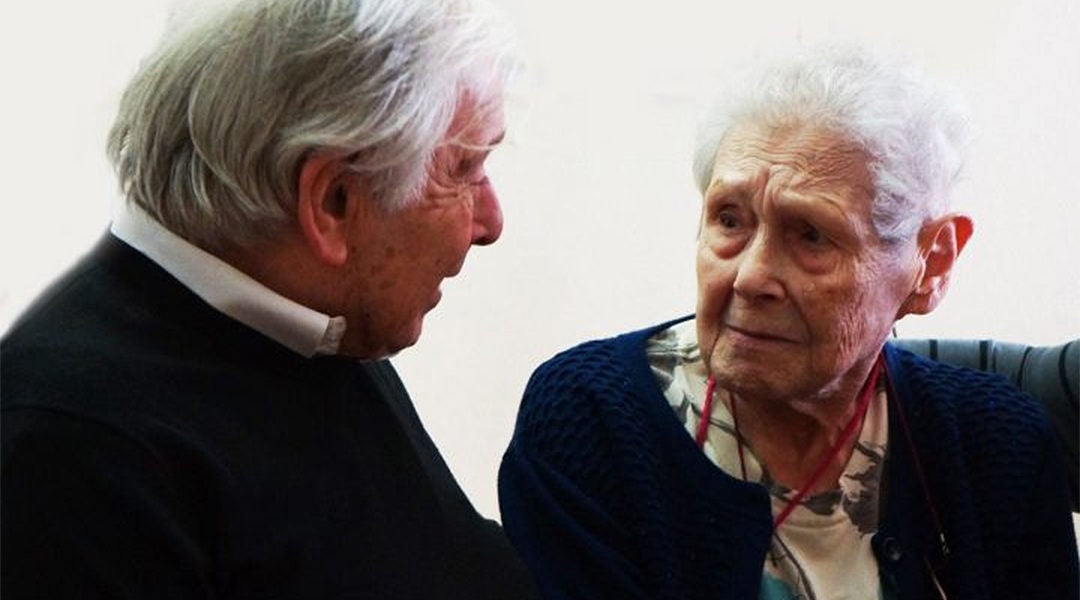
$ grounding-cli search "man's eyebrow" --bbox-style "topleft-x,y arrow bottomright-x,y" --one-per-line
450,130 -> 506,153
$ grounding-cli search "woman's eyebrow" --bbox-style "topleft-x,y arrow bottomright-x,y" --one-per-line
705,174 -> 755,206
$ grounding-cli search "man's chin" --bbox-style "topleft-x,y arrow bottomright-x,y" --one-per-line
389,318 -> 427,356
338,320 -> 424,361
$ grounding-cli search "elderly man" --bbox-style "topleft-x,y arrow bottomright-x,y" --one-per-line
1,0 -> 537,598
499,50 -> 1078,599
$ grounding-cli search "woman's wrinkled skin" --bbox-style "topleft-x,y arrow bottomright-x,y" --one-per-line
695,120 -> 933,490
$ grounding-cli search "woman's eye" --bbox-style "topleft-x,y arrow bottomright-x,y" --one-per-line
717,211 -> 740,229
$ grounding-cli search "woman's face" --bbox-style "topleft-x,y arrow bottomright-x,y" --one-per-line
696,121 -> 920,402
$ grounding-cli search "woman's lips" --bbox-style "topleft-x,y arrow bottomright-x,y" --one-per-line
724,323 -> 798,343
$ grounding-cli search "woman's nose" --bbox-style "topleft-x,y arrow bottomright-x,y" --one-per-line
731,233 -> 785,301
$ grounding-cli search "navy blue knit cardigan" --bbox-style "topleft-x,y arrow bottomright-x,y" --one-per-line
499,318 -> 1078,599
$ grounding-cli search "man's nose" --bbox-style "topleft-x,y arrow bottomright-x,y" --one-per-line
471,183 -> 503,246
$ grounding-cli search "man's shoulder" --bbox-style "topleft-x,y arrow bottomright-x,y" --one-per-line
4,237 -> 137,403
0,234 -> 295,425
3,234 -> 171,353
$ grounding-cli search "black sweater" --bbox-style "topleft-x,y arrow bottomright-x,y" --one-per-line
2,234 -> 538,599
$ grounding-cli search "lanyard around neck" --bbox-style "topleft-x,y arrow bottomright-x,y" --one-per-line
695,354 -> 885,530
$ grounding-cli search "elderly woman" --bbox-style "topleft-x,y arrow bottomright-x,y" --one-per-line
499,50 -> 1078,600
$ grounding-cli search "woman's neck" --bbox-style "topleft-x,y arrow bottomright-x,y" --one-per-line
726,363 -> 877,494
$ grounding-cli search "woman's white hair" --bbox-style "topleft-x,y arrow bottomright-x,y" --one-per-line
692,48 -> 970,244
108,0 -> 515,251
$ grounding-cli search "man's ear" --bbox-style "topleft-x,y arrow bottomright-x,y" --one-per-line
900,213 -> 974,317
296,153 -> 355,267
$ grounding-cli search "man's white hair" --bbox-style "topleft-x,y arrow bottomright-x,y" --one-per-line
692,48 -> 970,244
108,0 -> 515,251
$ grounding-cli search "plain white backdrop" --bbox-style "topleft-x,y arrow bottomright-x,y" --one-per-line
2,0 -> 1078,518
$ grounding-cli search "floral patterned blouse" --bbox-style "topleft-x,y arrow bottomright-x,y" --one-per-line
646,319 -> 893,600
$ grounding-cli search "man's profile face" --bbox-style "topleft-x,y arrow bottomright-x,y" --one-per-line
336,93 -> 507,358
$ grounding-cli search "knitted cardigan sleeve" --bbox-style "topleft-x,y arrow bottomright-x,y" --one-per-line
499,330 -> 772,600
499,340 -> 653,600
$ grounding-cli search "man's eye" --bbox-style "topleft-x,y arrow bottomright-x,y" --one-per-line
455,160 -> 477,179
800,224 -> 828,246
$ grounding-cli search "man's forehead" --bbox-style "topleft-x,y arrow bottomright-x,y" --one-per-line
444,96 -> 505,145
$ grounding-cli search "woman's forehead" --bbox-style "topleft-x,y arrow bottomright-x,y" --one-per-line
712,122 -> 867,175
706,123 -> 872,201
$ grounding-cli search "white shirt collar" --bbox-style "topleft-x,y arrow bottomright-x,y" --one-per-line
110,204 -> 347,357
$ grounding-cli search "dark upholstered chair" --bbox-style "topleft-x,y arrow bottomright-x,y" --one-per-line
894,338 -> 1079,512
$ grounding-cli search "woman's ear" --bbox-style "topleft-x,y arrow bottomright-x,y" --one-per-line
900,213 -> 974,316
296,153 -> 354,267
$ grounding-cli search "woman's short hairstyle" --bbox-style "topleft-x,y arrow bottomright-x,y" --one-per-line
108,0 -> 515,251
692,48 -> 970,244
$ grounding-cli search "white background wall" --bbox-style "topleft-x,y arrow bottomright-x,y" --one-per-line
2,0 -> 1078,519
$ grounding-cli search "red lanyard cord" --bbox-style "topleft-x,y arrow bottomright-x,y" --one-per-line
694,376 -> 718,447
696,355 -> 884,530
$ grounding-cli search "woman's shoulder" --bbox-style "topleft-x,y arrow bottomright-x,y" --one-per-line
886,343 -> 1052,441
507,318 -> 695,501
515,317 -> 690,437
526,317 -> 692,395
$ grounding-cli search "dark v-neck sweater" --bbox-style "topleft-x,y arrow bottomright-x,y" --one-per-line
1,234 -> 538,599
